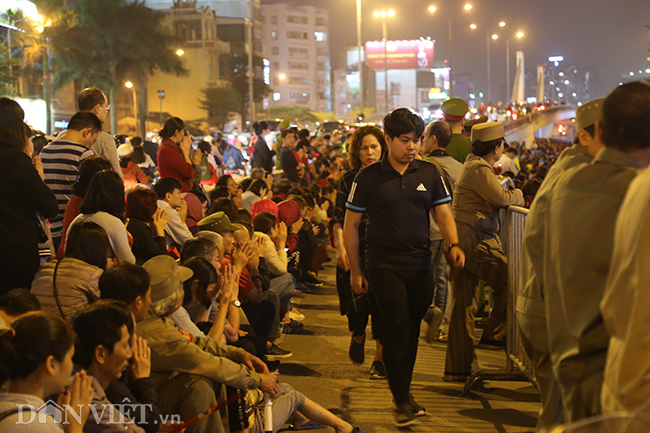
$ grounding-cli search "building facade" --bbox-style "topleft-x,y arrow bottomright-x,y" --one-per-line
261,3 -> 331,113
144,1 -> 231,124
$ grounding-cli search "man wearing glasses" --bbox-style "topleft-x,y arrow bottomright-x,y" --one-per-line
77,87 -> 122,178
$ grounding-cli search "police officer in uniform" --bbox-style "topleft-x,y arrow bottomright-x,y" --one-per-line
441,98 -> 472,163
444,122 -> 524,381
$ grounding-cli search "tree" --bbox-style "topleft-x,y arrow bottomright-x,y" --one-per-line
46,0 -> 187,135
198,86 -> 241,127
220,51 -> 271,126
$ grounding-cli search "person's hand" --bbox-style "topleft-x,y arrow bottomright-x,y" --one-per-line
337,247 -> 350,272
153,208 -> 169,237
313,225 -> 320,236
276,222 -> 288,247
238,329 -> 248,337
350,271 -> 369,294
177,199 -> 188,222
321,200 -> 330,212
59,370 -> 94,433
191,149 -> 203,165
33,155 -> 44,180
231,242 -> 252,271
217,265 -> 234,307
240,351 -> 270,374
290,219 -> 304,234
234,189 -> 243,207
247,240 -> 260,270
449,246 -> 466,269
259,371 -> 279,397
131,336 -> 151,379
180,134 -> 192,154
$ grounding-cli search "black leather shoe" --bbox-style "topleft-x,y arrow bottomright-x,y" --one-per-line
349,334 -> 365,364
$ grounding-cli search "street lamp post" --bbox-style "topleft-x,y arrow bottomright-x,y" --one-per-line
506,31 -> 524,103
427,4 -> 472,99
357,0 -> 363,112
374,10 -> 394,115
247,0 -> 255,130
471,22 -> 504,104
125,81 -> 137,135
158,49 -> 184,127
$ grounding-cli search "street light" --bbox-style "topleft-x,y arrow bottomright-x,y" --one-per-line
159,49 -> 185,126
278,73 -> 287,80
356,0 -> 363,112
506,31 -> 524,102
125,81 -> 138,135
470,23 -> 502,103
373,9 -> 395,114
428,3 -> 473,98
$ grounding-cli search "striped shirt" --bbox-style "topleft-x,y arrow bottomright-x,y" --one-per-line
40,140 -> 94,239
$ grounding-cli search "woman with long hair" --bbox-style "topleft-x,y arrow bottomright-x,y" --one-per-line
32,221 -> 110,321
0,97 -> 58,296
57,156 -> 113,258
126,186 -> 169,264
332,125 -> 388,379
0,312 -> 94,432
157,117 -> 201,192
68,170 -> 135,264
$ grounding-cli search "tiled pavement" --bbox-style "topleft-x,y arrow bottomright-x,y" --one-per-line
275,253 -> 541,433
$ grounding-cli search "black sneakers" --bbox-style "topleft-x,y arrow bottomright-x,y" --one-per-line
266,343 -> 292,360
393,403 -> 417,428
407,394 -> 427,417
369,361 -> 387,379
349,334 -> 365,364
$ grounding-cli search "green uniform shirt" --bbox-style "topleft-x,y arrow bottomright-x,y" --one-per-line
445,133 -> 472,163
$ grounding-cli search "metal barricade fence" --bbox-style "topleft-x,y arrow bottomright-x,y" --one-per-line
463,205 -> 539,394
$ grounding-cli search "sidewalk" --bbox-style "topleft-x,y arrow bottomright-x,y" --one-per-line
276,253 -> 541,432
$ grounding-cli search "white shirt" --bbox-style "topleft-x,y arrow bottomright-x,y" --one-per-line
494,153 -> 519,175
157,200 -> 192,248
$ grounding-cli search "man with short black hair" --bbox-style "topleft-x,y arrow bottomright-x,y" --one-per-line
422,120 -> 463,342
0,288 -> 40,329
345,108 -> 465,427
154,177 -> 192,248
41,112 -> 100,248
99,263 -> 152,323
280,129 -> 303,184
77,87 -> 122,177
180,236 -> 220,269
72,300 -> 145,432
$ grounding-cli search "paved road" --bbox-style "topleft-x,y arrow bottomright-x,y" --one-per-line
275,252 -> 541,432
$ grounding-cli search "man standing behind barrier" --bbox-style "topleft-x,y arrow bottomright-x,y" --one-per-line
444,122 -> 523,382
543,82 -> 650,422
422,121 -> 463,343
441,98 -> 472,163
344,108 -> 465,427
517,97 -> 604,431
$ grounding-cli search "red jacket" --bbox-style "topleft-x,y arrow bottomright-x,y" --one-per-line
158,138 -> 194,192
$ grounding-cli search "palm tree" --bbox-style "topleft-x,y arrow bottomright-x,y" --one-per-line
47,0 -> 187,135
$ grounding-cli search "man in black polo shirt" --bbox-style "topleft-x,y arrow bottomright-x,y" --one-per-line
344,108 -> 465,427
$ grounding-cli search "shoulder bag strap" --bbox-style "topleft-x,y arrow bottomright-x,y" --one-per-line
52,260 -> 67,320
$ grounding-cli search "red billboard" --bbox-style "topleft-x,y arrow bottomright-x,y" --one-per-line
365,39 -> 435,70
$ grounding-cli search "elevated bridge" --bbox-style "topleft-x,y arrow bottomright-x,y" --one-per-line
504,106 -> 576,147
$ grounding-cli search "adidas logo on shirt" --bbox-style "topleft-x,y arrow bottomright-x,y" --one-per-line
416,183 -> 427,192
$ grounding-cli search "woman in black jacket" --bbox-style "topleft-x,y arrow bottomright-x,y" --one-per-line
0,97 -> 58,295
126,186 -> 169,264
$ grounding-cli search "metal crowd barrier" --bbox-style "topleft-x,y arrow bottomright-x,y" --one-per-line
463,205 -> 540,394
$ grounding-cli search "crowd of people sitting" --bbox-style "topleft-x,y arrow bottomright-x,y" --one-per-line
0,87 -> 369,433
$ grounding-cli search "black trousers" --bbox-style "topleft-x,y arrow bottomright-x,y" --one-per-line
367,265 -> 433,405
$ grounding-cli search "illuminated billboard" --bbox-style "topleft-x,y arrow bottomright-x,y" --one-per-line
365,39 -> 434,70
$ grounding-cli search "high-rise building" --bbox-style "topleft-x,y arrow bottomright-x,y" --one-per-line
261,3 -> 331,112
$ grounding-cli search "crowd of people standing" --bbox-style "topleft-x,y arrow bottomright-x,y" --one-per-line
2,80 -> 650,433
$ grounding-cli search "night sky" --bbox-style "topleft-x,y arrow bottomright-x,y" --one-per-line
262,0 -> 650,102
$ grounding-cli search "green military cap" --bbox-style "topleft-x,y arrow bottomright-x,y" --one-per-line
279,119 -> 291,130
471,122 -> 504,142
464,115 -> 488,132
197,211 -> 239,234
441,98 -> 470,121
576,98 -> 605,131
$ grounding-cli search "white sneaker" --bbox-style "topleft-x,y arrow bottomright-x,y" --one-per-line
288,309 -> 305,321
